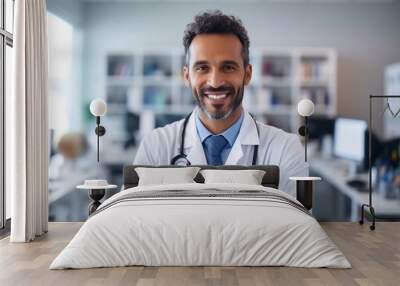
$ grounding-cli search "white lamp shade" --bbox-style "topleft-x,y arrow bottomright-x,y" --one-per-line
90,98 -> 107,116
297,99 -> 315,117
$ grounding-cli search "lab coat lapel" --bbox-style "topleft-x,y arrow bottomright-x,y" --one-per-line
225,111 -> 260,165
225,140 -> 243,165
182,112 -> 207,165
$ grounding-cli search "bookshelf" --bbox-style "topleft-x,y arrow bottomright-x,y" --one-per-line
104,48 -> 337,140
251,48 -> 336,132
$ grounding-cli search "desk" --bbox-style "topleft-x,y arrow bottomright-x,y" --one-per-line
102,146 -> 137,165
310,157 -> 400,221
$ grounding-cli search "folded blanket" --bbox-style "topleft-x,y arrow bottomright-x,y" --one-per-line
92,187 -> 310,218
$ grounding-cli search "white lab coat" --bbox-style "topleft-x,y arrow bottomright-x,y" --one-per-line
134,109 -> 308,197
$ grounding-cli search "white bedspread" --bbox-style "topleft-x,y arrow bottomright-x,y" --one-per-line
50,183 -> 351,269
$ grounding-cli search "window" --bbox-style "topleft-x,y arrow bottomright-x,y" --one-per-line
1,0 -> 14,232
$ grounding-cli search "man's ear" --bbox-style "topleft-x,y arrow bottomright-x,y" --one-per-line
244,64 -> 252,86
183,65 -> 190,87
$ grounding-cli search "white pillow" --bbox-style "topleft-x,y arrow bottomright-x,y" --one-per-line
200,169 -> 266,185
135,167 -> 201,186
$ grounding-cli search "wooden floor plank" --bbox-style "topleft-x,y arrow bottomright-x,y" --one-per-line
0,222 -> 399,286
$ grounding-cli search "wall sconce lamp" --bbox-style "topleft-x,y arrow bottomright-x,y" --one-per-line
297,99 -> 315,162
90,98 -> 107,162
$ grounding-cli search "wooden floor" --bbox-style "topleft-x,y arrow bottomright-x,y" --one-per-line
0,222 -> 399,286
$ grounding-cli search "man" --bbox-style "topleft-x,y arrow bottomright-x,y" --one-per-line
134,10 -> 308,197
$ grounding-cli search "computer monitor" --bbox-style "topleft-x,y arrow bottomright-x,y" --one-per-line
308,115 -> 335,140
333,117 -> 368,162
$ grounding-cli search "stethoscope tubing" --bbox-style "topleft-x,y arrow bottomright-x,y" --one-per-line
170,112 -> 260,166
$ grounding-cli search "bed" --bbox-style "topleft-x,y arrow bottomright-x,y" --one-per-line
50,165 -> 350,269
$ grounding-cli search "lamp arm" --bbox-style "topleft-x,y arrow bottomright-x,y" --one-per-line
94,116 -> 106,163
96,116 -> 100,162
305,116 -> 308,162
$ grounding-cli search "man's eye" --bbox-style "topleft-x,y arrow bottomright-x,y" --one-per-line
223,65 -> 235,72
195,66 -> 208,72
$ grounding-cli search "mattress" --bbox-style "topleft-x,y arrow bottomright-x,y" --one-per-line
50,183 -> 351,269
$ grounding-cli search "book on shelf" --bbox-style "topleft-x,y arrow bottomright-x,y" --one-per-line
300,88 -> 330,107
143,86 -> 171,108
262,59 -> 291,78
299,61 -> 329,82
108,62 -> 134,77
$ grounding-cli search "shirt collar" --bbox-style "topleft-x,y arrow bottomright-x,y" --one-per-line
195,109 -> 244,147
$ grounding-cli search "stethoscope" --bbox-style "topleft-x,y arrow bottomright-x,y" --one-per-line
170,112 -> 260,166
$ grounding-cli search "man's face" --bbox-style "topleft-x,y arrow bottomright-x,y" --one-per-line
183,34 -> 252,120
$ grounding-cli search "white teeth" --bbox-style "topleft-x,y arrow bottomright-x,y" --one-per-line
207,94 -> 227,99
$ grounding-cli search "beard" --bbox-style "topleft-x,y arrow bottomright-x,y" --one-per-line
192,81 -> 245,120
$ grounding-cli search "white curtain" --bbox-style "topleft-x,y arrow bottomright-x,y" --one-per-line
9,0 -> 48,242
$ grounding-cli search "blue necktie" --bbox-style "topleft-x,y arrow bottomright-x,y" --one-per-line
203,135 -> 228,166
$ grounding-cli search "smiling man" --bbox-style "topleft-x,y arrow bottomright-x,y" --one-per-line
134,10 -> 308,197
188,33 -> 249,134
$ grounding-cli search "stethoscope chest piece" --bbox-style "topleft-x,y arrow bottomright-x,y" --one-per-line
170,154 -> 191,166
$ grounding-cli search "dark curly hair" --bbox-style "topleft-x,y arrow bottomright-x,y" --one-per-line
183,10 -> 250,67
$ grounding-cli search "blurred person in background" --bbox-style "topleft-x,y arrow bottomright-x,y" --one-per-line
49,132 -> 107,221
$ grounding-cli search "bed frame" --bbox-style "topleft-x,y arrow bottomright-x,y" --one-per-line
122,165 -> 280,190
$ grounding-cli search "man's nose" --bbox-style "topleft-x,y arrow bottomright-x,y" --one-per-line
207,70 -> 225,88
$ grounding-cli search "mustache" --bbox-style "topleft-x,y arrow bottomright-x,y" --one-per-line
199,85 -> 235,95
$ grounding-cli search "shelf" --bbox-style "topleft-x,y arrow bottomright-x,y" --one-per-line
107,77 -> 135,86
300,55 -> 328,61
142,76 -> 175,85
261,77 -> 292,87
298,79 -> 331,87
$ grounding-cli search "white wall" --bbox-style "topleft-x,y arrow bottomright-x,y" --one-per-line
47,0 -> 84,28
47,0 -> 84,132
72,1 -> 400,134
